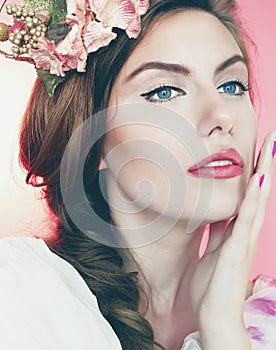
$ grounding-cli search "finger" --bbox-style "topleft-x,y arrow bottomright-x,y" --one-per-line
223,173 -> 262,259
254,131 -> 276,174
251,133 -> 275,232
224,216 -> 238,241
248,133 -> 276,255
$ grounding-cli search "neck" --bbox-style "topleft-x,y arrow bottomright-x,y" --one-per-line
121,218 -> 206,349
129,222 -> 206,313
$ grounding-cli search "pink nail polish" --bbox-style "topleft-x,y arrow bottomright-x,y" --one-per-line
259,174 -> 265,187
272,141 -> 276,157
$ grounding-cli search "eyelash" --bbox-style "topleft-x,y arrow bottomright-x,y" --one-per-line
218,79 -> 249,97
140,80 -> 249,104
140,85 -> 185,104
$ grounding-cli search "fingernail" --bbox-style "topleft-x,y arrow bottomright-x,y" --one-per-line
259,174 -> 265,187
272,141 -> 276,157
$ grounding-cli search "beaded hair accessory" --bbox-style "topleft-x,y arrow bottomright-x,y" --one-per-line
0,0 -> 149,98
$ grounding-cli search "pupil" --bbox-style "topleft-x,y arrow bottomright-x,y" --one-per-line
157,88 -> 172,99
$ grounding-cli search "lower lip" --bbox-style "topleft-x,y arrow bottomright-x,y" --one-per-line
188,165 -> 243,179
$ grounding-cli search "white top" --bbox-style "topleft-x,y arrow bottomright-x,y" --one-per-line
0,236 -> 275,350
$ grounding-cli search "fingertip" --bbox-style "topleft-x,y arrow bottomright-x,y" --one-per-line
265,130 -> 276,141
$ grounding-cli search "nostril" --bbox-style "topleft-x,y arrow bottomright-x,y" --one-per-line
208,126 -> 223,136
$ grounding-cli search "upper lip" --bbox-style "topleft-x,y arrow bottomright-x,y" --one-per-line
188,148 -> 244,171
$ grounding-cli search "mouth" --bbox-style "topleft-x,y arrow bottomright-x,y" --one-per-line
188,148 -> 244,179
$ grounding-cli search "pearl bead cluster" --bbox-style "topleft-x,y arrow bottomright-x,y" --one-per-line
6,3 -> 47,56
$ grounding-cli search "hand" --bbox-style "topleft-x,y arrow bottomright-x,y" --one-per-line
189,131 -> 276,345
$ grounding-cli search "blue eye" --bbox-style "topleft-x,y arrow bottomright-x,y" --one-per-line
218,80 -> 249,96
222,83 -> 237,94
141,85 -> 185,103
157,88 -> 172,99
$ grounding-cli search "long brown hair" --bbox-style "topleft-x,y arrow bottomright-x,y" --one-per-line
19,1 -> 254,349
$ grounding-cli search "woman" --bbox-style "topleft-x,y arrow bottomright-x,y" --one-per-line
0,0 -> 276,349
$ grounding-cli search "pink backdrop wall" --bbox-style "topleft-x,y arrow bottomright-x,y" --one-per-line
237,0 -> 276,278
0,1 -> 275,278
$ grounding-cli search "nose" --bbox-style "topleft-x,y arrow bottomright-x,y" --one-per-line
197,91 -> 237,137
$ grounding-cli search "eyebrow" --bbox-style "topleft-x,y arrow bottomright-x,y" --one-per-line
124,55 -> 247,83
215,55 -> 247,75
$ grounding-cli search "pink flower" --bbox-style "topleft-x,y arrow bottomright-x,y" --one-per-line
125,12 -> 140,38
29,38 -> 65,76
90,0 -> 136,32
27,0 -> 149,79
56,24 -> 87,72
83,0 -> 139,52
66,0 -> 94,28
84,20 -> 117,53
126,0 -> 149,38
9,21 -> 25,34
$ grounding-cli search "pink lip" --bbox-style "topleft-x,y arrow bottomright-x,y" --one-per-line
188,148 -> 244,179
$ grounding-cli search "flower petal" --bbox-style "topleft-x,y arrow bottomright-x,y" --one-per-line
29,49 -> 51,71
84,21 -> 117,53
67,0 -> 87,15
89,0 -> 107,15
132,0 -> 149,15
66,14 -> 79,26
56,24 -> 87,72
49,58 -> 66,76
126,13 -> 140,38
37,37 -> 57,54
9,21 -> 25,33
67,0 -> 78,14
96,0 -> 136,30
60,55 -> 78,70
66,0 -> 92,28
29,48 -> 65,77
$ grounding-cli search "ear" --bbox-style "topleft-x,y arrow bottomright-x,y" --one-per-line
98,158 -> 108,170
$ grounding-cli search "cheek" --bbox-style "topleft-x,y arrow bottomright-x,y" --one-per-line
234,100 -> 257,137
238,105 -> 257,168
104,126 -> 183,208
115,159 -> 171,209
103,124 -> 212,225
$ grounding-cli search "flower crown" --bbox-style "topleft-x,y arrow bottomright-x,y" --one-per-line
0,0 -> 149,98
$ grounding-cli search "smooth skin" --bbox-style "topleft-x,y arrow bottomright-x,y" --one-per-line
101,10 -> 276,350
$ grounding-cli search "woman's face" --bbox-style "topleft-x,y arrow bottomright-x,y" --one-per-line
104,9 -> 257,229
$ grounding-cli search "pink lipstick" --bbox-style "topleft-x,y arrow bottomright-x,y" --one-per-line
188,148 -> 244,179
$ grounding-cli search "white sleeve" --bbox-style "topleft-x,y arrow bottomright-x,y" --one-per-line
0,236 -> 122,350
181,331 -> 202,349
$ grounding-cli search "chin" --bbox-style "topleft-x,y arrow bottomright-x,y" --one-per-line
204,203 -> 241,224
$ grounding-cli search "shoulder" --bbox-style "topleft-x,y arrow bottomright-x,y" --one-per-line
0,236 -> 122,350
244,274 -> 276,349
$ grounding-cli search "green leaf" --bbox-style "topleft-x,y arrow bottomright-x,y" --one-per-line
24,0 -> 67,24
51,0 -> 67,23
37,69 -> 66,99
24,0 -> 52,12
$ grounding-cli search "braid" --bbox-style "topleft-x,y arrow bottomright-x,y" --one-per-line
47,223 -> 165,350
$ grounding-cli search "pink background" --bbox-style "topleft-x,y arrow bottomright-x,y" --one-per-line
0,1 -> 275,278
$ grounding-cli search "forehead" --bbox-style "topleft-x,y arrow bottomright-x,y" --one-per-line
120,9 -> 244,75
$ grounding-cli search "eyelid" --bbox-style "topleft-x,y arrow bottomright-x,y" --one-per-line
217,78 -> 249,90
141,84 -> 185,96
